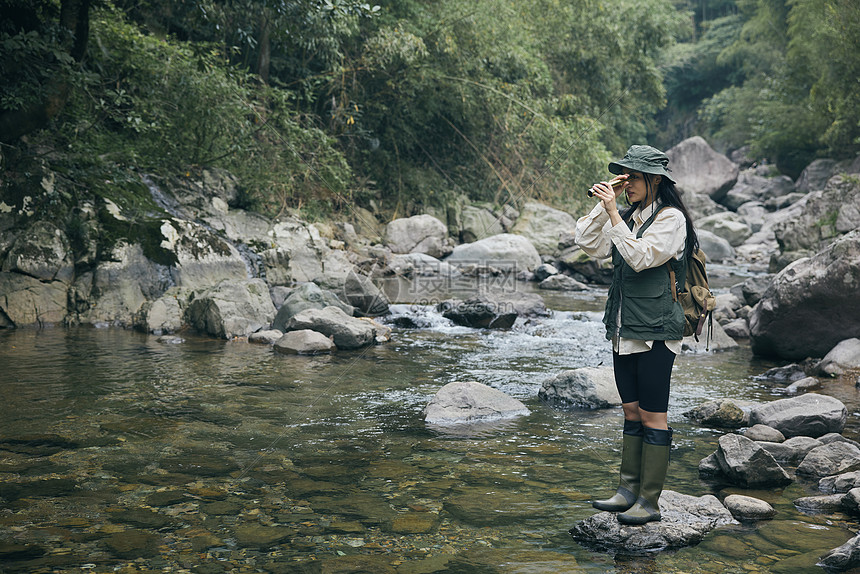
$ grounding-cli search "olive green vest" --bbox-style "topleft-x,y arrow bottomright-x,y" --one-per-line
603,207 -> 686,342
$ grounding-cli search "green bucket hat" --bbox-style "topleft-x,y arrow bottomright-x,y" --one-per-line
608,145 -> 675,184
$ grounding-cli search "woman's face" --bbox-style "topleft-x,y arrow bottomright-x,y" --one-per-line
622,169 -> 661,206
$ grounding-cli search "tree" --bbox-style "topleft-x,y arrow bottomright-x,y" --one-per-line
0,0 -> 91,143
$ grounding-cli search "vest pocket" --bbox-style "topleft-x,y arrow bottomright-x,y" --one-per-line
621,276 -> 667,329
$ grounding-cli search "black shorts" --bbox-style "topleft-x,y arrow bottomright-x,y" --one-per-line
612,340 -> 676,413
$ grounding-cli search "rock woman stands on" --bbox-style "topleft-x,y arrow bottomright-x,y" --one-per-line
574,145 -> 698,525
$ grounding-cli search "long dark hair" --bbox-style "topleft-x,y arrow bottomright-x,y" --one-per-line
621,173 -> 699,260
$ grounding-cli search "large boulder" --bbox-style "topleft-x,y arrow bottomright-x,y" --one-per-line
748,393 -> 847,438
712,433 -> 792,487
341,271 -> 390,316
384,214 -> 450,258
721,170 -> 795,211
774,175 -> 860,253
459,205 -> 505,243
695,212 -> 752,247
819,533 -> 860,572
569,490 -> 737,552
186,278 -> 276,339
796,158 -> 839,193
538,367 -> 620,409
666,136 -> 739,202
445,233 -> 541,273
159,218 -> 248,288
750,230 -> 860,359
423,381 -> 530,425
509,202 -> 576,255
696,230 -> 735,263
439,297 -> 518,329
2,220 -> 74,283
796,442 -> 860,478
271,283 -> 354,332
285,306 -> 377,350
0,272 -> 68,327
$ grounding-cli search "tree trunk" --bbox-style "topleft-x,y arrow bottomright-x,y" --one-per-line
256,13 -> 271,85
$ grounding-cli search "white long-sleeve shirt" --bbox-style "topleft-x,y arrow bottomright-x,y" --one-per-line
574,201 -> 687,355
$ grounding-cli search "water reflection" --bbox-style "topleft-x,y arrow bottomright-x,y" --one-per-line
0,285 -> 857,572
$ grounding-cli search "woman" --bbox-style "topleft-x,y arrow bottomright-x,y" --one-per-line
574,145 -> 698,525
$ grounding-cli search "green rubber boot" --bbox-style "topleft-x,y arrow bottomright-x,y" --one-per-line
617,426 -> 672,525
592,420 -> 643,512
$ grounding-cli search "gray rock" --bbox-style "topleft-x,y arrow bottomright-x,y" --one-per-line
159,218 -> 248,288
748,393 -> 847,438
681,320 -> 739,353
817,338 -> 860,376
569,490 -> 737,552
759,436 -> 823,464
819,470 -> 860,494
722,318 -> 749,339
342,271 -> 390,316
696,229 -> 735,263
818,533 -> 860,571
273,330 -> 335,355
538,274 -> 588,291
134,293 -> 184,334
384,214 -> 450,258
423,381 -> 529,425
2,220 -> 74,283
796,158 -> 838,193
797,442 -> 860,478
697,212 -> 753,247
698,452 -> 722,476
683,399 -> 746,429
459,205 -> 505,243
385,253 -> 459,279
667,136 -> 739,202
723,494 -> 776,521
533,263 -> 558,282
794,494 -> 845,513
820,433 -> 860,449
186,278 -> 276,339
439,297 -> 518,329
538,367 -> 620,409
249,329 -> 284,345
775,175 -> 860,254
784,376 -> 820,394
744,424 -> 785,443
490,292 -> 548,317
739,274 -> 774,306
0,272 -> 68,327
271,283 -> 354,332
445,233 -> 541,273
285,306 -> 377,350
509,202 -> 576,255
841,488 -> 860,515
753,363 -> 809,384
715,433 -> 792,487
736,201 -> 768,233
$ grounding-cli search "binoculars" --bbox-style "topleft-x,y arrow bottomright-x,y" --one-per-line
587,178 -> 628,197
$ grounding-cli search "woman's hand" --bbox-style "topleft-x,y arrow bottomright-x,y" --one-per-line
589,175 -> 628,215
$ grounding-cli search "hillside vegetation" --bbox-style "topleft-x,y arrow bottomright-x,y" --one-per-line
1,0 -> 858,225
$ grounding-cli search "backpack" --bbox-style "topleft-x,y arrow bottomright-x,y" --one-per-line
666,247 -> 717,346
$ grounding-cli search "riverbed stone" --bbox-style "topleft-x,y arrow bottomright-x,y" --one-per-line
683,399 -> 746,429
744,425 -> 785,443
271,282 -> 354,331
817,338 -> 860,376
667,136 -> 739,201
439,297 -> 518,329
748,393 -> 847,438
134,293 -> 184,334
696,229 -> 735,263
842,488 -> 860,515
423,381 -> 530,425
539,274 -> 588,291
445,233 -> 541,273
0,272 -> 68,327
389,512 -> 439,534
819,533 -> 860,572
723,494 -> 776,521
248,329 -> 283,344
820,471 -> 860,494
103,529 -> 162,559
570,490 -> 737,552
460,204 -> 505,243
796,442 -> 860,478
538,367 -> 620,409
750,230 -> 860,360
186,278 -> 276,339
285,306 -> 376,350
341,270 -> 390,316
384,214 -> 450,258
714,433 -> 792,487
444,486 -> 547,526
697,212 -> 753,247
758,436 -> 822,464
794,494 -> 846,513
273,330 -> 335,355
234,524 -> 294,548
509,201 -> 576,255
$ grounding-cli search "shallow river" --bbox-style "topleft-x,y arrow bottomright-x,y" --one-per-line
1,273 -> 859,573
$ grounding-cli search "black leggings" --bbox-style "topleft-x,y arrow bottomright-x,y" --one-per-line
612,341 -> 676,413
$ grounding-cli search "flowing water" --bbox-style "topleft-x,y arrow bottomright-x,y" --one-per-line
1,274 -> 859,573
